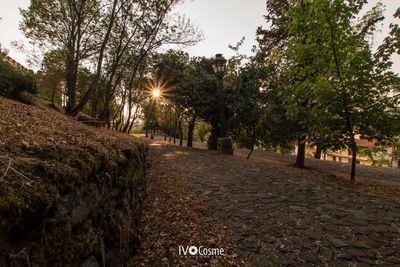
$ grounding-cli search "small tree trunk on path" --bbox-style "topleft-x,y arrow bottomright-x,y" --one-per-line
247,123 -> 257,160
187,116 -> 196,147
351,148 -> 357,181
350,138 -> 357,181
295,135 -> 306,168
315,145 -> 322,160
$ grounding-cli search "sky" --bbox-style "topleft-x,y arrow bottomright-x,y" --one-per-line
172,0 -> 265,58
0,0 -> 399,73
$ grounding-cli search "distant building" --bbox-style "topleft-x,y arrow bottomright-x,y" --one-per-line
0,47 -> 34,75
319,139 -> 375,166
305,137 -> 399,168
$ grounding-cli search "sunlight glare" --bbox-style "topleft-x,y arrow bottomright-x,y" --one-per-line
152,88 -> 161,98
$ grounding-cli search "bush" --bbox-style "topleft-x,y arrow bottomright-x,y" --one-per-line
0,57 -> 37,99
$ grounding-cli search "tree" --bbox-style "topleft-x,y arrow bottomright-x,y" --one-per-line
229,64 -> 263,158
79,1 -> 202,119
21,0 -> 202,118
21,0 -> 103,113
142,99 -> 159,138
37,50 -> 65,106
285,0 -> 400,180
183,57 -> 217,147
255,0 -> 304,165
155,51 -> 217,148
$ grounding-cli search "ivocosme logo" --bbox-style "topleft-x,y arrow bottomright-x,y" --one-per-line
178,246 -> 225,256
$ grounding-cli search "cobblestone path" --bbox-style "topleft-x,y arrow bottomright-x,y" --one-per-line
149,141 -> 400,266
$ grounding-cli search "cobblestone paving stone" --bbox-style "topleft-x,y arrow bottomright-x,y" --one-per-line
150,141 -> 400,267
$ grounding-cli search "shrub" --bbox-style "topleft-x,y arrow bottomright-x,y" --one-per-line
0,56 -> 37,99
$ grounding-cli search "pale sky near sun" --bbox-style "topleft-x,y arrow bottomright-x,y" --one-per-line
0,0 -> 399,73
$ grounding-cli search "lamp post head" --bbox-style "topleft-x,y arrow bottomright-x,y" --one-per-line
213,53 -> 227,75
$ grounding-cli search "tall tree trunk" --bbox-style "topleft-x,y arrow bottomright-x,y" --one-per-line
328,17 -> 357,180
121,100 -> 133,133
145,129 -> 148,138
295,135 -> 306,168
350,137 -> 357,181
163,107 -> 167,141
187,116 -> 196,147
168,109 -> 172,142
99,93 -> 112,123
51,85 -> 56,106
91,96 -> 98,118
315,145 -> 322,160
178,116 -> 183,146
69,0 -> 118,116
65,51 -> 78,114
127,119 -> 135,133
168,120 -> 172,142
173,116 -> 177,144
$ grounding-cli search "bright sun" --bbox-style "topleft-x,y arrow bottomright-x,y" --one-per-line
152,88 -> 161,98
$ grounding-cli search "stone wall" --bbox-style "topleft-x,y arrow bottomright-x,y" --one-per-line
0,143 -> 147,267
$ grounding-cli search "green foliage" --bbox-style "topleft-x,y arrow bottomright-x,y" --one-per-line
0,56 -> 37,99
20,0 -> 202,117
250,0 -> 304,151
249,0 -> 400,176
194,122 -> 211,142
142,100 -> 160,132
36,49 -> 65,105
183,57 -> 218,119
285,0 -> 399,148
359,147 -> 391,167
229,64 -> 262,146
155,50 -> 218,122
377,7 -> 400,67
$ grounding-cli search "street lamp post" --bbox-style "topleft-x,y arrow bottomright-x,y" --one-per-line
213,54 -> 227,138
213,54 -> 233,155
